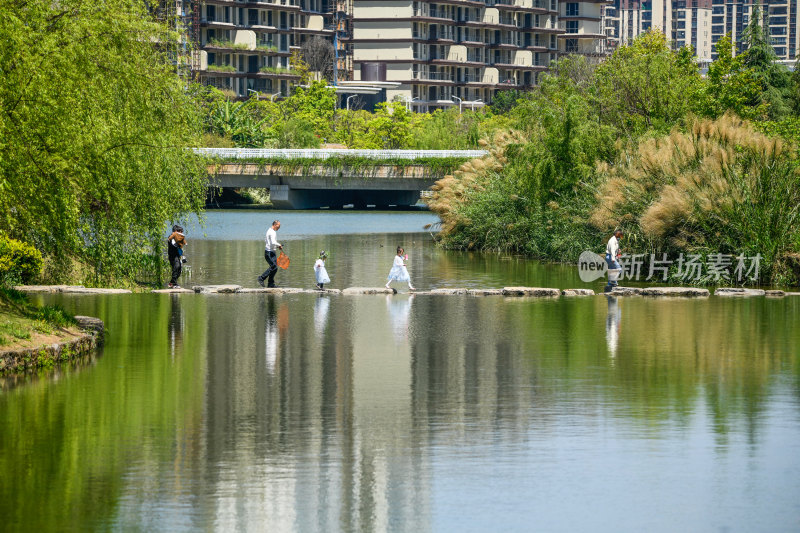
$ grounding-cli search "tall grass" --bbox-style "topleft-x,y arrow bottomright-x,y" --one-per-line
592,115 -> 800,283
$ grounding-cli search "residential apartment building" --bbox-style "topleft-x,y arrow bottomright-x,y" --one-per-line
179,0 -> 609,103
603,0 -> 797,61
350,1 -> 564,109
191,0 -> 337,98
559,0 -> 613,55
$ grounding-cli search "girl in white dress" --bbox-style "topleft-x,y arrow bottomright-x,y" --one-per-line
385,246 -> 415,290
314,251 -> 331,289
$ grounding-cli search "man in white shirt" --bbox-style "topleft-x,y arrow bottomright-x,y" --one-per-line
604,229 -> 623,292
258,220 -> 282,287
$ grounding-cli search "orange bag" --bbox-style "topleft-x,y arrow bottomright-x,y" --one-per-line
276,251 -> 290,270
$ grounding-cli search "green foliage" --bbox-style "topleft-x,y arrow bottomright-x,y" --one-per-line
593,30 -> 705,133
489,90 -> 524,114
0,235 -> 43,285
704,34 -> 766,119
0,0 -> 207,284
439,172 -> 597,261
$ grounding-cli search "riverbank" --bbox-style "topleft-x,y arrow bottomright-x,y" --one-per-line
0,289 -> 103,373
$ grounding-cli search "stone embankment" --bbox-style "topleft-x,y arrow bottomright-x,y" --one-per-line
0,316 -> 104,373
14,285 -> 800,299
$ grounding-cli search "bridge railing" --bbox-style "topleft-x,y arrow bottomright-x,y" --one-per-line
194,148 -> 488,160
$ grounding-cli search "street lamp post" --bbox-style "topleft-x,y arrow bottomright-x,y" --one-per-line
346,94 -> 358,111
451,95 -> 462,113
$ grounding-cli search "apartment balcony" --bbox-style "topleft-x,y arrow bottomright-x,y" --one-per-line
492,0 -> 557,14
560,16 -> 602,22
488,39 -> 522,49
257,67 -> 302,79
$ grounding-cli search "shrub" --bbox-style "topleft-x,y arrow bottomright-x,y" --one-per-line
0,235 -> 43,285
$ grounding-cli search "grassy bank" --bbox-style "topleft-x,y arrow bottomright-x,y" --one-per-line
0,289 -> 80,354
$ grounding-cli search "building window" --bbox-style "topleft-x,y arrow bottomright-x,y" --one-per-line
566,20 -> 579,33
566,3 -> 579,16
565,39 -> 578,52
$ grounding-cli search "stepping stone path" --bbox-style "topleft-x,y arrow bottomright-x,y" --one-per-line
608,287 -> 642,296
342,287 -> 396,295
152,288 -> 194,294
14,285 -> 132,294
640,287 -> 710,297
714,288 -> 766,297
562,289 -> 595,296
502,287 -> 561,297
13,285 -> 795,300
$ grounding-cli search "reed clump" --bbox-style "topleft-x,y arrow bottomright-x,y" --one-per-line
592,114 -> 800,283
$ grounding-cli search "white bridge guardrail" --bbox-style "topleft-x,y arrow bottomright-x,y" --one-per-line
194,148 -> 488,160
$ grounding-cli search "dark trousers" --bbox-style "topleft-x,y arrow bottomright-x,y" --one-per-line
169,252 -> 182,285
259,250 -> 278,286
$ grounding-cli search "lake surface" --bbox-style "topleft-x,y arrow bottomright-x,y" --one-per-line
1,210 -> 799,532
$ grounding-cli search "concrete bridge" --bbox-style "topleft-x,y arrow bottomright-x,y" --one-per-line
196,148 -> 487,209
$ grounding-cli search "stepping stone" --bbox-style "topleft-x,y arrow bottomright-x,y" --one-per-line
152,288 -> 194,294
342,287 -> 396,295
640,287 -> 710,297
468,289 -> 504,296
428,288 -> 469,295
714,288 -> 766,297
193,285 -> 241,294
609,287 -> 642,296
61,287 -> 132,294
237,287 -> 304,294
502,287 -> 560,297
562,289 -> 595,296
13,285 -> 71,293
785,292 -> 800,296
765,290 -> 785,297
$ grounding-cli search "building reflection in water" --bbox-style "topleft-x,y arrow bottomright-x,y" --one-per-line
606,296 -> 621,358
198,295 -> 433,531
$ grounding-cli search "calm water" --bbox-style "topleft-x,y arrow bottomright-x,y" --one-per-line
1,211 -> 799,532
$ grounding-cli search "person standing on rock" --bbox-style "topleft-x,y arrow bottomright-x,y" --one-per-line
604,229 -> 623,292
167,225 -> 186,289
385,246 -> 415,291
258,220 -> 282,288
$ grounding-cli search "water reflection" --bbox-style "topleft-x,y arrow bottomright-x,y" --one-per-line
386,294 -> 413,342
605,296 -> 621,358
313,295 -> 331,336
169,294 -> 184,358
1,274 -> 800,531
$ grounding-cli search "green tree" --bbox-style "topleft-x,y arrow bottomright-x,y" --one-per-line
593,30 -> 705,133
0,0 -> 207,284
739,4 -> 794,119
704,33 -> 766,119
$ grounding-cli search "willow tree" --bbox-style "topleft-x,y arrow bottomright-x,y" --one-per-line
0,0 -> 207,284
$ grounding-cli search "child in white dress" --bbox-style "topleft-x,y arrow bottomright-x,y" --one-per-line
385,246 -> 415,290
314,251 -> 330,289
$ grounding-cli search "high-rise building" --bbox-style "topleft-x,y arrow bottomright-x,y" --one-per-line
559,0 -> 613,55
603,0 -> 797,62
349,1 -> 564,110
184,0 -> 610,103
